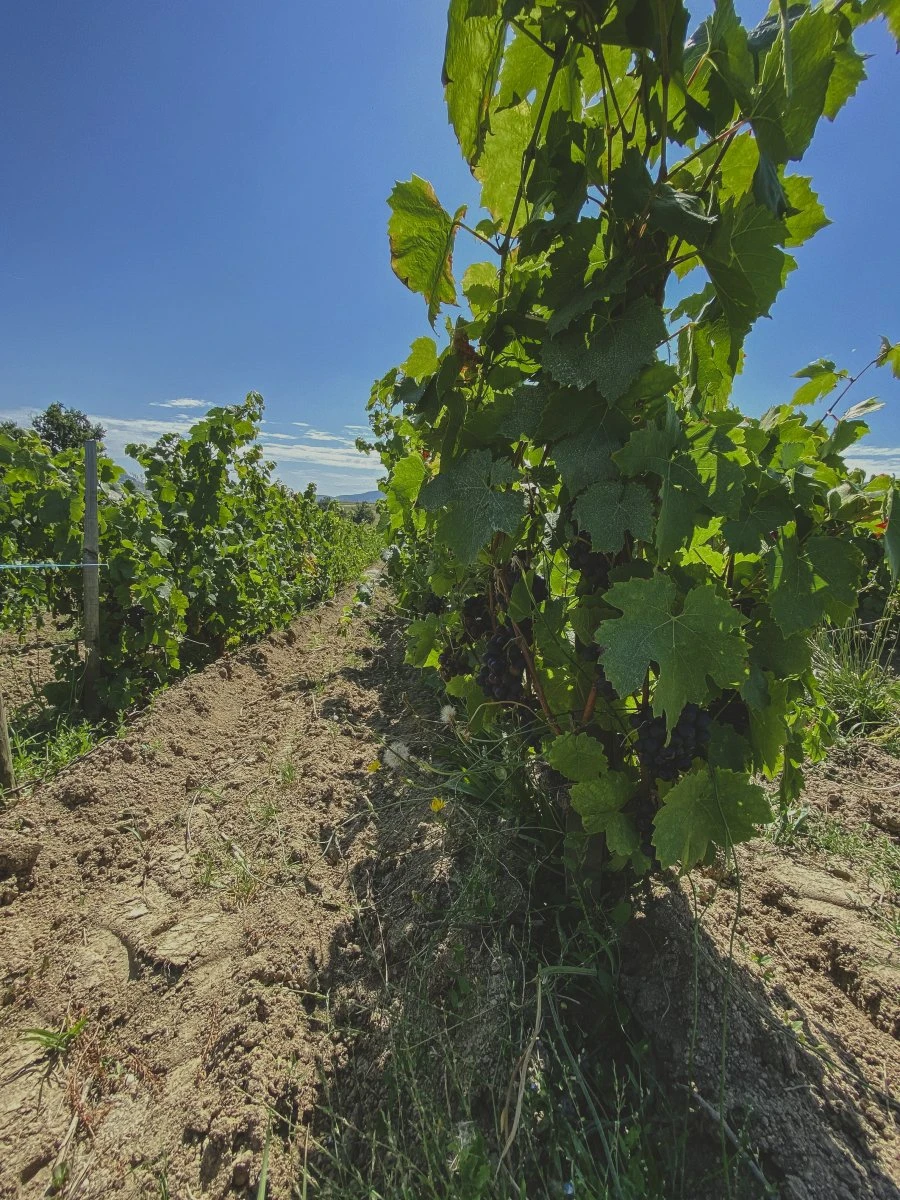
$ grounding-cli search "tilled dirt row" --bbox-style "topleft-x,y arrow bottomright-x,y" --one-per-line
0,576 -> 413,1199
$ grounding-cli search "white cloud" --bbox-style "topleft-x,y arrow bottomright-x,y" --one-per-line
292,421 -> 310,427
0,404 -> 382,493
844,447 -> 900,477
299,429 -> 356,444
150,398 -> 207,410
344,424 -> 370,433
260,440 -> 374,471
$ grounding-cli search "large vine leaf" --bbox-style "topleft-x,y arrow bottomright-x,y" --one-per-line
385,453 -> 428,532
570,772 -> 639,855
653,768 -> 772,870
700,194 -> 788,339
542,298 -> 667,400
418,449 -> 522,563
402,338 -> 439,382
443,0 -> 506,165
388,177 -> 466,327
546,732 -> 608,781
573,481 -> 655,553
474,102 -> 533,232
722,478 -> 793,553
766,532 -> 864,636
751,6 -> 836,163
598,575 -> 748,728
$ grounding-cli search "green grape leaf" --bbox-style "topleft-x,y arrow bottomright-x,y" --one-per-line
445,673 -> 492,734
475,102 -> 533,232
707,723 -> 753,772
574,481 -> 655,553
613,409 -> 710,559
388,177 -> 466,327
443,0 -> 506,165
791,358 -> 843,406
748,606 -> 812,678
752,153 -> 788,218
402,338 -> 439,383
570,772 -> 638,855
766,533 -> 864,636
722,482 -> 793,553
406,615 -> 441,667
495,383 -> 549,441
783,175 -> 830,248
418,449 -> 522,563
824,40 -> 867,120
385,453 -> 428,531
542,297 -> 666,400
597,575 -> 748,728
653,768 -> 772,870
751,6 -> 836,163
750,674 -> 789,773
462,261 -> 499,315
546,732 -> 608,781
552,412 -> 627,495
877,335 -> 900,379
700,194 -> 788,338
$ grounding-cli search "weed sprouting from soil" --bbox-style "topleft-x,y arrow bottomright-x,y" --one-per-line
23,1014 -> 88,1060
811,614 -> 900,741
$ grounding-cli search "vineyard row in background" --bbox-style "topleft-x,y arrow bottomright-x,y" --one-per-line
0,394 -> 383,733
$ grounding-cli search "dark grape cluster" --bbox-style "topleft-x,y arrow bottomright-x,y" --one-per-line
421,591 -> 445,616
462,594 -> 492,641
438,646 -> 470,681
715,690 -> 750,736
477,627 -> 526,702
631,703 -> 711,782
567,535 -> 611,591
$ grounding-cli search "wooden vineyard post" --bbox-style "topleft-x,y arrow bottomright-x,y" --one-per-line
0,688 -> 15,793
82,439 -> 100,712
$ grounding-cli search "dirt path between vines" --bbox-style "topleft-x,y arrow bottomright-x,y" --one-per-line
0,575 -> 420,1199
1,575 -> 899,1199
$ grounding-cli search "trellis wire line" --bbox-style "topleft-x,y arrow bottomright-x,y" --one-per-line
0,562 -> 106,571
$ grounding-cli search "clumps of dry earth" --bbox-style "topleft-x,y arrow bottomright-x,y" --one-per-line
1,579 -> 899,1200
0,578 -> 435,1198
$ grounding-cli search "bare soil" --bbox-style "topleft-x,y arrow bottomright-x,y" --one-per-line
0,578 -> 425,1198
623,746 -> 900,1199
0,622 -> 69,714
1,585 -> 898,1200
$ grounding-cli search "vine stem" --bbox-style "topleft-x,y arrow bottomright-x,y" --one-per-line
456,221 -> 502,255
808,353 -> 881,433
669,119 -> 748,180
656,0 -> 670,181
510,616 -> 561,734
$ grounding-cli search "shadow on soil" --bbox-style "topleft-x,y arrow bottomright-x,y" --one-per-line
291,611 -> 898,1200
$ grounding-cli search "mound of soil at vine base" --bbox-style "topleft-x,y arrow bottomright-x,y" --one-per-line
622,744 -> 900,1199
0,580 -> 898,1199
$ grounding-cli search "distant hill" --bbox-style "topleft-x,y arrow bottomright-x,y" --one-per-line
335,490 -> 382,503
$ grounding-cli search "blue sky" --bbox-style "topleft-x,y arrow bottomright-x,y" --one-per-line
0,2 -> 898,492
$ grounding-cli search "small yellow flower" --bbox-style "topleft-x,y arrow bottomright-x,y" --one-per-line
430,797 -> 446,813
366,759 -> 382,773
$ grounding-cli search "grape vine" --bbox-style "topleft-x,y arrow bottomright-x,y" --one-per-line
0,397 -> 382,714
369,0 -> 900,874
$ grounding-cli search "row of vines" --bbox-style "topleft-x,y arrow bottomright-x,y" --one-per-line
368,0 -> 900,874
1,395 -> 382,714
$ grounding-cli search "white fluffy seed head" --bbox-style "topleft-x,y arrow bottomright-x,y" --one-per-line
382,740 -> 412,771
440,705 -> 457,726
